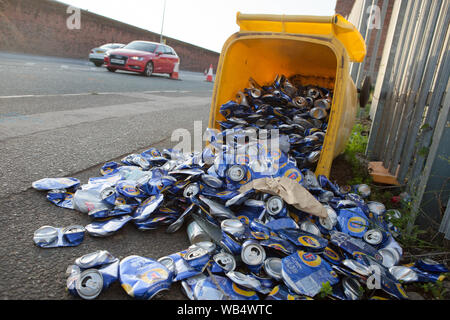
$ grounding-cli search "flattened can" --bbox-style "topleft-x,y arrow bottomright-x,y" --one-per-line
281,251 -> 339,297
415,258 -> 449,274
119,255 -> 172,300
75,250 -> 117,269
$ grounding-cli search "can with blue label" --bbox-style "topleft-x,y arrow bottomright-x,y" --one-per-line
281,250 -> 339,297
119,255 -> 172,300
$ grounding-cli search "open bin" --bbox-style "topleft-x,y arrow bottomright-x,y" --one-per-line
208,13 -> 366,178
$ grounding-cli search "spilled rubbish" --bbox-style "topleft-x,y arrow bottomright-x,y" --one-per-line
32,75 -> 448,300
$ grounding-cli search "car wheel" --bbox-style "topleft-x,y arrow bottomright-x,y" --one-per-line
107,67 -> 116,72
143,62 -> 153,77
94,62 -> 103,67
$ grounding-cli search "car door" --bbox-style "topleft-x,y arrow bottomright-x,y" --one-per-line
153,45 -> 166,72
164,46 -> 179,73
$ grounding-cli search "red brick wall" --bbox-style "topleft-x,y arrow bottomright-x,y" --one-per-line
335,0 -> 394,73
0,0 -> 219,72
365,0 -> 394,73
335,0 -> 356,18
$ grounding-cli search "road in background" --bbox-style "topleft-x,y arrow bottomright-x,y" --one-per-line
0,52 -> 214,299
0,52 -> 211,96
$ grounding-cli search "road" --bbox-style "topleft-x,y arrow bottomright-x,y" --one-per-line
0,52 -> 214,299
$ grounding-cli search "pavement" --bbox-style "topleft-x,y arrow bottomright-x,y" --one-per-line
0,51 -> 215,299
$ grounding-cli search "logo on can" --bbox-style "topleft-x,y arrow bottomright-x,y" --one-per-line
139,268 -> 169,285
283,168 -> 303,183
347,217 -> 367,234
298,251 -> 322,268
297,235 -> 321,248
323,247 -> 341,263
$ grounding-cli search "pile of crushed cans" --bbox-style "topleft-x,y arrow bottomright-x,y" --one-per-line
32,75 -> 448,300
217,74 -> 328,169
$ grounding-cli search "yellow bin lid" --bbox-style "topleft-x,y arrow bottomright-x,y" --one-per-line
236,12 -> 366,63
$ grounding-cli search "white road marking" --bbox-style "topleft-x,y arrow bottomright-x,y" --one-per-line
0,90 -> 196,99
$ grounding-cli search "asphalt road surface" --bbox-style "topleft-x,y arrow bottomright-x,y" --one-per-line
0,52 -> 215,300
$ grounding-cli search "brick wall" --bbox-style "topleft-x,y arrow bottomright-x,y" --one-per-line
335,0 -> 356,18
0,0 -> 220,72
335,0 -> 394,73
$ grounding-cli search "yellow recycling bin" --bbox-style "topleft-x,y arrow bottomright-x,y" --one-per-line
208,13 -> 366,178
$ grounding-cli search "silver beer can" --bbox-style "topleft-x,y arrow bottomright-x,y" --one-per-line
263,257 -> 282,281
265,196 -> 284,216
75,269 -> 103,300
187,221 -> 211,245
363,229 -> 384,246
213,252 -> 236,272
241,240 -> 266,266
300,220 -> 321,236
221,219 -> 245,238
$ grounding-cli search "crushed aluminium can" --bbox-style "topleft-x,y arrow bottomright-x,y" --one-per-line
415,258 -> 449,274
46,190 -> 75,209
263,257 -> 283,281
336,207 -> 369,238
363,229 -> 388,247
67,268 -> 104,300
265,284 -> 313,300
265,196 -> 287,217
192,274 -> 259,300
132,194 -> 164,223
182,245 -> 211,271
329,231 -> 383,264
211,252 -> 236,273
281,250 -> 339,297
75,250 -> 118,269
277,228 -> 328,252
119,255 -> 172,300
33,225 -> 85,248
389,265 -> 446,283
85,215 -> 133,237
359,255 -> 408,300
226,270 -> 270,294
241,239 -> 266,274
187,220 -> 212,244
32,177 -> 80,191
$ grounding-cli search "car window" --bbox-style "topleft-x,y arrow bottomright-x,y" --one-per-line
163,46 -> 173,55
124,42 -> 157,53
100,44 -> 113,49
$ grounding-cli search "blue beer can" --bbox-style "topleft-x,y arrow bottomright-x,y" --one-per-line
119,255 -> 172,300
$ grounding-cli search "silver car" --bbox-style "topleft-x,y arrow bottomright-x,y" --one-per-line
89,43 -> 125,67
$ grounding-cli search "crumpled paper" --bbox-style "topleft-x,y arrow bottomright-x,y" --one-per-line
239,176 -> 328,218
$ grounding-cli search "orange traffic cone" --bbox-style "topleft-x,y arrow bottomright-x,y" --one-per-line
171,62 -> 180,80
206,64 -> 213,82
